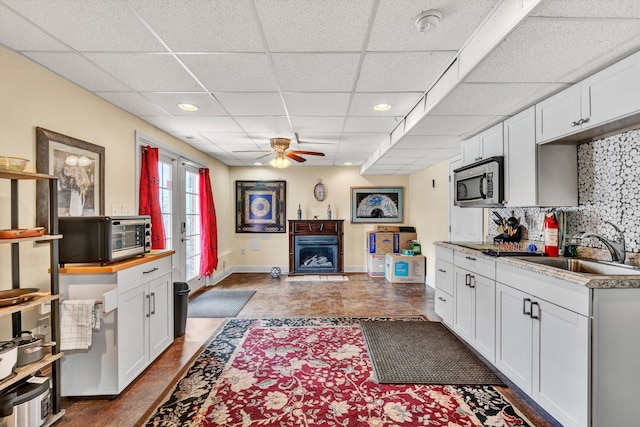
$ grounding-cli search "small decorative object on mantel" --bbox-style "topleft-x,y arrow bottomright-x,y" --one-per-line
297,204 -> 302,220
327,204 -> 332,219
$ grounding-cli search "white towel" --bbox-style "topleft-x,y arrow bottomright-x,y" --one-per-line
60,299 -> 95,351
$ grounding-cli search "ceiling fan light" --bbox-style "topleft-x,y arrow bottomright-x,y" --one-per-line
415,10 -> 442,33
269,156 -> 291,169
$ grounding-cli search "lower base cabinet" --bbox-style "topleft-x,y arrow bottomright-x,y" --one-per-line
60,254 -> 173,396
495,281 -> 589,427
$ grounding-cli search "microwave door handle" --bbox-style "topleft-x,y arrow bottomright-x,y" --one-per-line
479,174 -> 488,199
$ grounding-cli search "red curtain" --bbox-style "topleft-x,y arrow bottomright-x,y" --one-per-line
199,168 -> 218,276
139,146 -> 166,249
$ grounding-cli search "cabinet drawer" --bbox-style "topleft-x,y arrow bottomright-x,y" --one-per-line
454,251 -> 495,280
435,289 -> 453,326
117,257 -> 172,294
435,246 -> 453,264
435,259 -> 454,295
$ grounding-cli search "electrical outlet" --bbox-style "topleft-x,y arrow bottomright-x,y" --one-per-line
241,248 -> 245,255
122,205 -> 131,215
37,317 -> 50,336
111,204 -> 119,215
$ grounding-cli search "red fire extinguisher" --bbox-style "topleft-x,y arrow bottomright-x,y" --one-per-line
543,212 -> 559,257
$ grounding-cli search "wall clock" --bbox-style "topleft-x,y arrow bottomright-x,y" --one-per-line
314,179 -> 327,201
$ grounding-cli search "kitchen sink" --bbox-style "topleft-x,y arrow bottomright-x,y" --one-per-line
517,257 -> 640,275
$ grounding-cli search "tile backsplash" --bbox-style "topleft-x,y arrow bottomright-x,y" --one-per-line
489,126 -> 640,256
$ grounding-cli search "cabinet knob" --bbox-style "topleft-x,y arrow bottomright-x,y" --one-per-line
465,256 -> 476,261
438,268 -> 446,273
571,120 -> 580,127
438,296 -> 446,302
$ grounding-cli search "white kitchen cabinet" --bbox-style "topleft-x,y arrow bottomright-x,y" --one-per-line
453,265 -> 496,362
434,247 -> 454,326
504,106 -> 578,207
536,51 -> 640,144
461,122 -> 503,165
496,264 -> 589,427
60,253 -> 174,396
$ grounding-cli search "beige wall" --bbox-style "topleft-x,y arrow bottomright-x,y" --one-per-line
408,160 -> 451,285
1,44 -> 453,297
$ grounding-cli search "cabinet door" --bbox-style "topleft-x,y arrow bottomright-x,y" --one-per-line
461,136 -> 482,165
148,273 -> 173,360
582,51 -> 640,130
435,259 -> 454,295
535,84 -> 581,144
435,288 -> 453,327
495,283 -> 533,393
471,274 -> 496,363
479,122 -> 503,159
504,107 -> 536,207
118,285 -> 149,388
533,298 -> 589,427
453,267 -> 473,341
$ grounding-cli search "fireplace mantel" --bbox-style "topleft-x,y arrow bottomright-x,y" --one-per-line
288,220 -> 344,275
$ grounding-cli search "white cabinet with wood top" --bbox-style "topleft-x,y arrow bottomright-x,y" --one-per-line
59,252 -> 174,396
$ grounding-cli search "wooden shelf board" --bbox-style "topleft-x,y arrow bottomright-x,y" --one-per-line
0,293 -> 62,318
59,250 -> 175,274
0,170 -> 56,180
0,353 -> 63,392
0,234 -> 62,245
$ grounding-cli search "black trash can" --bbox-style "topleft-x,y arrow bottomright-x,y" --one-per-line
173,282 -> 190,338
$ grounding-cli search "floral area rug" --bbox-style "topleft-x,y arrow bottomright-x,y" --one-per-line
145,317 -> 533,426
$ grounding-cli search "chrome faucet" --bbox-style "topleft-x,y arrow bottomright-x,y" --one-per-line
580,221 -> 626,264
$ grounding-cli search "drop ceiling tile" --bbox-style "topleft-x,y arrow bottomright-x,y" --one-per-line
0,4 -> 69,51
142,93 -> 227,116
3,0 -> 164,51
272,53 -> 361,91
336,144 -> 378,153
214,92 -> 285,116
22,52 -> 130,91
428,83 -> 567,116
184,141 -> 228,154
294,142 -> 338,153
255,0 -> 372,52
85,53 -> 201,92
291,116 -> 345,133
200,133 -> 256,146
179,53 -> 279,91
344,116 -> 399,133
356,51 -> 455,92
419,148 -> 460,159
95,92 -> 167,116
393,135 -> 461,149
531,0 -> 640,18
140,116 -> 184,132
466,18 -> 640,84
340,133 -> 388,144
368,0 -> 499,51
407,115 -> 505,136
130,0 -> 264,52
384,148 -> 435,158
283,93 -> 352,116
234,116 -> 292,133
175,116 -> 243,133
348,92 -> 423,116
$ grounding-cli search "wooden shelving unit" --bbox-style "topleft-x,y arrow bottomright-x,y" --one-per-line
0,169 -> 64,422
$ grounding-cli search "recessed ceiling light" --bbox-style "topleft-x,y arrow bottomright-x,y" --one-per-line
253,162 -> 263,166
415,10 -> 442,32
178,103 -> 199,111
344,162 -> 353,165
373,103 -> 392,111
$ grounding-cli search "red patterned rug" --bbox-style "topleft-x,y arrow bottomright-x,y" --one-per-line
145,317 -> 533,426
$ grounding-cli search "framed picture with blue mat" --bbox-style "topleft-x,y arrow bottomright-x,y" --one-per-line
236,180 -> 286,233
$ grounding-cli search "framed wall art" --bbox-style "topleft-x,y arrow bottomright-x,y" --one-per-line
351,187 -> 403,223
236,180 -> 286,233
36,127 -> 105,230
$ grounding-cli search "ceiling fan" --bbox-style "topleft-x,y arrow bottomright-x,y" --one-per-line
233,133 -> 326,167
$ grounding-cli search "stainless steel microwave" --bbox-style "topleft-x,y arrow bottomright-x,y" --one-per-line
58,216 -> 151,265
453,156 -> 504,207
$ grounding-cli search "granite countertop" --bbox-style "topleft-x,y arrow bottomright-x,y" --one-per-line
435,241 -> 640,289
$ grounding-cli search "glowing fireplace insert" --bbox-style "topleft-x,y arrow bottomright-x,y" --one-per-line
288,220 -> 344,275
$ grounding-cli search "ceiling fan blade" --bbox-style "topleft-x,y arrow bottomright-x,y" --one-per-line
285,152 -> 306,162
289,150 -> 325,156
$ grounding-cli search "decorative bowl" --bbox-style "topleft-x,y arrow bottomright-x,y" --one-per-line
0,156 -> 29,172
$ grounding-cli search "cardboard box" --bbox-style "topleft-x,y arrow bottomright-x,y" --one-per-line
366,231 -> 394,254
367,254 -> 386,277
374,225 -> 400,232
384,253 -> 426,283
394,232 -> 418,252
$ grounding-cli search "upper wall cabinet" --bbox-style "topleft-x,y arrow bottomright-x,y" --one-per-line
536,51 -> 640,144
504,107 -> 577,207
461,122 -> 504,166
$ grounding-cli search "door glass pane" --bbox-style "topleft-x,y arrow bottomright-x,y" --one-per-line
158,159 -> 173,250
185,170 -> 200,281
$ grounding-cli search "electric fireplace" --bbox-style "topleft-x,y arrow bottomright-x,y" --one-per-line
288,220 -> 344,275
